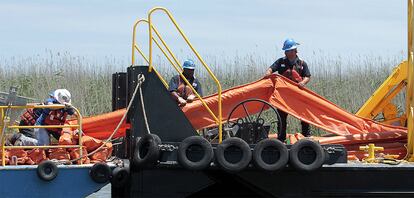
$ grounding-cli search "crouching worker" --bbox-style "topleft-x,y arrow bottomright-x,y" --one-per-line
168,59 -> 203,106
8,89 -> 75,146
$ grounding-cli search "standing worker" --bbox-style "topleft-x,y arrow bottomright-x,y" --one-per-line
169,59 -> 203,106
265,38 -> 311,142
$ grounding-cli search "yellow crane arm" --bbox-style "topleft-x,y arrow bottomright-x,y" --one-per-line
356,61 -> 407,121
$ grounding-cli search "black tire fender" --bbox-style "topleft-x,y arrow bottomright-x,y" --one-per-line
177,136 -> 213,171
215,137 -> 252,173
289,139 -> 325,172
152,134 -> 162,144
133,134 -> 161,168
111,166 -> 130,188
253,138 -> 288,171
37,160 -> 58,181
90,162 -> 111,183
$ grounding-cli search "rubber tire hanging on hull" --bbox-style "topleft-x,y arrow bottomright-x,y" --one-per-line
177,136 -> 214,171
90,162 -> 111,183
253,138 -> 288,171
289,139 -> 325,171
111,167 -> 130,187
133,134 -> 161,168
37,160 -> 58,181
215,137 -> 252,173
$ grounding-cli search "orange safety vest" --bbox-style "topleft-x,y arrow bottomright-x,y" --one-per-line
176,77 -> 195,99
21,109 -> 37,126
44,110 -> 68,133
281,60 -> 304,83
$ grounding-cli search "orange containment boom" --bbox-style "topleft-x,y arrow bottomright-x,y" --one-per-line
75,74 -> 406,142
68,109 -> 129,139
183,74 -> 407,135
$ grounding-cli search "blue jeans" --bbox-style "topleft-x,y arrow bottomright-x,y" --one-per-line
35,128 -> 50,145
18,128 -> 51,146
17,134 -> 37,146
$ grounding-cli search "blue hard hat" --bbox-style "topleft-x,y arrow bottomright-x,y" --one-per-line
182,59 -> 195,70
48,91 -> 54,97
282,38 -> 300,51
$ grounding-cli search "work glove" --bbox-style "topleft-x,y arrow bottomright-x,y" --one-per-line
64,102 -> 73,109
178,97 -> 187,106
186,94 -> 196,102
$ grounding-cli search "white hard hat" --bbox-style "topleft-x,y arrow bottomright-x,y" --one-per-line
54,89 -> 71,104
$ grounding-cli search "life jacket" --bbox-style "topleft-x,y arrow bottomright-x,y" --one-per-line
281,59 -> 304,83
27,149 -> 47,164
48,148 -> 70,161
177,76 -> 196,99
44,110 -> 68,133
69,148 -> 90,164
20,109 -> 37,126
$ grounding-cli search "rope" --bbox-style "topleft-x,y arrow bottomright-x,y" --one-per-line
70,74 -> 147,163
139,75 -> 151,135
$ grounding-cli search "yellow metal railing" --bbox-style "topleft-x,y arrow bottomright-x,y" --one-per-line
148,7 -> 223,142
132,19 -> 183,70
0,104 -> 83,166
407,0 -> 414,161
132,19 -> 171,88
131,7 -> 223,142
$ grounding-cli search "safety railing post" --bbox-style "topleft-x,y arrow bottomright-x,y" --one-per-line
0,104 -> 84,165
75,108 -> 83,165
407,0 -> 414,161
148,13 -> 154,72
1,108 -> 5,166
146,7 -> 223,142
132,19 -> 170,88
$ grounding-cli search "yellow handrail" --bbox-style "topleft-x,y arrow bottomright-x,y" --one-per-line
147,7 -> 223,142
0,104 -> 84,166
132,19 -> 182,70
407,0 -> 414,161
132,19 -> 169,88
1,108 -> 5,166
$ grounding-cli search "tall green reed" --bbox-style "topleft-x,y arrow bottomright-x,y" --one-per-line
0,51 -> 405,135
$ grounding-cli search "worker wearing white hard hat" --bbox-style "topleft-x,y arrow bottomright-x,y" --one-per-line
8,89 -> 75,146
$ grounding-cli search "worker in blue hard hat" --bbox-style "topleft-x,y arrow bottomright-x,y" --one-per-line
265,38 -> 311,142
168,59 -> 203,106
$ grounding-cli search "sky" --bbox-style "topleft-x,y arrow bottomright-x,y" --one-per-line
0,0 -> 408,63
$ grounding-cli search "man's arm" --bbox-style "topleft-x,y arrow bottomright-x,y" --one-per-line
187,80 -> 202,102
298,61 -> 311,87
168,76 -> 187,105
171,91 -> 181,101
265,68 -> 273,77
298,77 -> 310,87
35,98 -> 55,125
64,104 -> 75,115
265,60 -> 280,77
35,109 -> 50,125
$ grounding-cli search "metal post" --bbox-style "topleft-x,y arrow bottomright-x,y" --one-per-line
407,0 -> 414,161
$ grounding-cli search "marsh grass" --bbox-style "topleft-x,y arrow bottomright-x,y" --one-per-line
0,51 -> 405,136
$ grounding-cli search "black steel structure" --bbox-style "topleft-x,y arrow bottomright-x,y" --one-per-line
112,72 -> 127,111
111,66 -> 414,198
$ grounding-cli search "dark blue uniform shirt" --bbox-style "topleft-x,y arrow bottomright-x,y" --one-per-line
168,75 -> 203,97
269,56 -> 311,77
